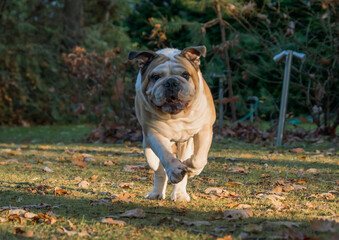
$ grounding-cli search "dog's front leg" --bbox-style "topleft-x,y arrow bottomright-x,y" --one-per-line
145,132 -> 187,184
184,125 -> 213,176
144,141 -> 168,200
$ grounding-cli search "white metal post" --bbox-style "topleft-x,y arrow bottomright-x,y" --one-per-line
274,50 -> 306,147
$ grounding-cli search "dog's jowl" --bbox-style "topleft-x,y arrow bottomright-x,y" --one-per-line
129,46 -> 216,202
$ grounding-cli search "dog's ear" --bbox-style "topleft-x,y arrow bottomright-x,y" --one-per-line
128,50 -> 158,69
180,46 -> 207,68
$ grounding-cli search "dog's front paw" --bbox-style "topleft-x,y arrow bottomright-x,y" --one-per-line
166,160 -> 187,184
171,191 -> 190,202
145,189 -> 165,200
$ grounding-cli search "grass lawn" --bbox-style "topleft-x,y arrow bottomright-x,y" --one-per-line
0,125 -> 338,239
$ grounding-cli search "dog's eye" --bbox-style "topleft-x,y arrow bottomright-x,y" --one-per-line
181,72 -> 190,80
151,74 -> 161,81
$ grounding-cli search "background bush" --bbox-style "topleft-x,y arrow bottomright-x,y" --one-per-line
0,0 -> 337,133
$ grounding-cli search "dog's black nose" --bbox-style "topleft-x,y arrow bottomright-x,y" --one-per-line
164,78 -> 179,89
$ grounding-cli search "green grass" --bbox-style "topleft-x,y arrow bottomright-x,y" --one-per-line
0,125 -> 338,239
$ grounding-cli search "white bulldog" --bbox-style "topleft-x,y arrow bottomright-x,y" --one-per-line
128,46 -> 216,201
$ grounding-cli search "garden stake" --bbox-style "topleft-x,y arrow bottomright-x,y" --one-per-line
274,50 -> 306,147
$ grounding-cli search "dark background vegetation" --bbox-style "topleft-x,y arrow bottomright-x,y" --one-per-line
0,0 -> 338,137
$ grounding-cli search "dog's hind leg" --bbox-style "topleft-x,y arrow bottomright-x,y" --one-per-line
144,140 -> 168,200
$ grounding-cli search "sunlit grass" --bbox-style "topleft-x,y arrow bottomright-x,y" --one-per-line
0,125 -> 337,239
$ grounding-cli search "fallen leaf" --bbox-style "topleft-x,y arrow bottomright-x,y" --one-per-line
61,227 -> 78,236
42,167 -> 53,172
289,148 -> 304,153
120,208 -> 145,218
101,218 -> 126,227
0,159 -> 19,165
24,212 -> 38,219
68,220 -> 76,230
237,204 -> 251,209
8,209 -> 26,216
7,150 -> 22,156
265,195 -> 285,210
261,174 -> 271,178
0,217 -> 7,223
292,184 -> 307,191
89,175 -> 98,180
118,182 -> 134,189
216,235 -> 232,240
104,160 -> 116,166
54,187 -> 68,195
123,164 -> 148,172
224,209 -> 253,220
78,181 -> 90,188
112,192 -> 136,202
205,187 -> 223,194
305,168 -> 319,174
228,167 -> 249,175
270,186 -> 283,193
14,228 -> 34,238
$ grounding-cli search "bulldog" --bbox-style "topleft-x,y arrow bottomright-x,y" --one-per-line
128,46 -> 215,202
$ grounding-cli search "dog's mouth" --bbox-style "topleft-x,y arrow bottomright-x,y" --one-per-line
161,97 -> 188,114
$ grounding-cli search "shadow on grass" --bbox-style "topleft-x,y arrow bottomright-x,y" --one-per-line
0,187 -> 323,240
209,156 -> 339,171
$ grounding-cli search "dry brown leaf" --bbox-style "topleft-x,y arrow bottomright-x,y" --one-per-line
0,159 -> 19,165
123,164 -> 148,172
7,150 -> 22,156
54,187 -> 68,195
261,174 -> 271,178
8,209 -> 26,216
14,228 -> 34,238
237,204 -> 251,209
112,192 -> 136,203
118,182 -> 134,189
104,160 -> 116,166
61,227 -> 78,236
264,195 -> 285,210
305,168 -> 319,174
271,186 -> 283,193
42,167 -> 53,172
68,220 -> 76,230
24,212 -> 38,219
89,175 -> 98,180
0,217 -> 7,223
224,209 -> 253,220
289,148 -> 304,153
120,208 -> 145,218
216,235 -> 232,240
38,145 -> 51,150
205,187 -> 223,194
78,181 -> 90,188
101,217 -> 126,227
228,167 -> 249,175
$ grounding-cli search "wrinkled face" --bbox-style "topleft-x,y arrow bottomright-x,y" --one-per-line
145,56 -> 197,114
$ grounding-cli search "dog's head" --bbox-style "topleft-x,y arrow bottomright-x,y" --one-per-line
129,46 -> 206,114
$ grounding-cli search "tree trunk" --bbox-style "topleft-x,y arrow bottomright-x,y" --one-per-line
64,0 -> 84,49
215,0 -> 236,122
